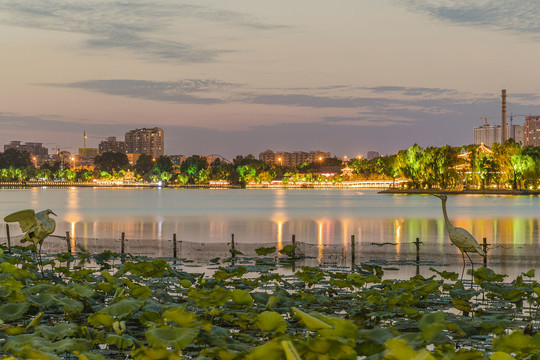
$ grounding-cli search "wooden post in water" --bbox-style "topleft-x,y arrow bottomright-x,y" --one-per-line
173,233 -> 177,258
121,232 -> 125,255
482,238 -> 488,267
292,234 -> 296,258
66,231 -> 71,253
415,238 -> 421,276
351,235 -> 356,269
6,224 -> 11,252
231,234 -> 235,259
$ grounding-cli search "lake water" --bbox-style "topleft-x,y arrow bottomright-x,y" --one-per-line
1,187 -> 540,278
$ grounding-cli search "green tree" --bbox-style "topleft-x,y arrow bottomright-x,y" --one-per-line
154,155 -> 173,174
135,154 -> 154,175
94,151 -> 129,173
2,148 -> 32,168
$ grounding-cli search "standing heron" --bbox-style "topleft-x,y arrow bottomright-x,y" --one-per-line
4,209 -> 57,250
434,194 -> 485,280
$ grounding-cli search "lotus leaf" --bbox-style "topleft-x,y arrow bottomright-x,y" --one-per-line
0,301 -> 29,321
163,307 -> 199,328
54,296 -> 84,315
105,333 -> 135,349
67,283 -> 96,299
26,293 -> 55,307
103,299 -> 145,317
255,246 -> 276,256
36,323 -> 78,340
489,352 -> 516,360
74,351 -> 107,360
266,295 -> 280,310
256,311 -> 287,334
292,307 -> 332,330
4,326 -> 26,335
145,327 -> 200,350
231,289 -> 254,306
245,339 -> 287,360
4,335 -> 92,354
131,285 -> 153,299
131,345 -> 181,360
88,313 -> 115,328
492,330 -> 540,354
383,338 -> 417,360
188,286 -> 231,308
281,340 -> 301,360
474,268 -> 507,284
278,244 -> 296,258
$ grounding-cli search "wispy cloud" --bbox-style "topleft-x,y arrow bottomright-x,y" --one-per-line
46,79 -> 514,126
45,79 -> 238,104
0,1 -> 283,62
397,1 -> 540,38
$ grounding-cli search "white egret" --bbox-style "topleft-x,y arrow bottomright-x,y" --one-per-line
4,209 -> 57,248
434,194 -> 485,280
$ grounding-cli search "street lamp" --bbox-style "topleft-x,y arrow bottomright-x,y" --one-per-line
278,157 -> 282,166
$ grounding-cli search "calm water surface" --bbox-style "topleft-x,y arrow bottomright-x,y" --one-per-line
1,188 -> 540,276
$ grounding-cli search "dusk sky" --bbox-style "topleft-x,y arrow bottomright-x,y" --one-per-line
3,1 -> 540,159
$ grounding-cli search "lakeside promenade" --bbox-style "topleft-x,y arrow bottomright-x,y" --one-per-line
2,180 -> 539,194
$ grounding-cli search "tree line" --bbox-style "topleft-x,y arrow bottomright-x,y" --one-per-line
1,140 -> 540,189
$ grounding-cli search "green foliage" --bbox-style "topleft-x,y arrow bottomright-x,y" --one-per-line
1,246 -> 539,358
93,151 -> 129,173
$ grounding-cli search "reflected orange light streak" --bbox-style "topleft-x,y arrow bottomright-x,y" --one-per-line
317,221 -> 323,264
70,221 -> 76,254
274,218 -> 285,257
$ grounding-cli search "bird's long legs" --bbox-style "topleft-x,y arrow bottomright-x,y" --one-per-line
460,251 -> 466,280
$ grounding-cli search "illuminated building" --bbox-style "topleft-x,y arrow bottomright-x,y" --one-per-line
259,149 -> 330,167
125,127 -> 164,158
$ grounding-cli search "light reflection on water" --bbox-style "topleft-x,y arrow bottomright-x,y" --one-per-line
1,188 -> 540,268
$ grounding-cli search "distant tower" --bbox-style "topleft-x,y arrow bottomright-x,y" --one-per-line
501,89 -> 507,143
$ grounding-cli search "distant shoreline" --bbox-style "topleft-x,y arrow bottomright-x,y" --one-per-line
379,188 -> 540,196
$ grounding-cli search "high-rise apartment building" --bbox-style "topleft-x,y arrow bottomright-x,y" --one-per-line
524,116 -> 540,146
99,137 -> 126,154
125,127 -> 164,158
4,141 -> 48,157
259,149 -> 330,167
473,125 -> 501,147
473,123 -> 524,146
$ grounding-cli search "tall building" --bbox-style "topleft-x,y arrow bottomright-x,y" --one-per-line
508,124 -> 524,144
473,125 -> 501,147
474,123 -> 525,146
524,116 -> 540,146
125,127 -> 164,158
367,151 -> 380,160
259,149 -> 330,167
4,141 -> 48,158
99,137 -> 126,154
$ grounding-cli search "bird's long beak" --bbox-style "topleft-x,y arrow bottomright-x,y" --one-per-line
433,194 -> 442,199
50,211 -> 57,216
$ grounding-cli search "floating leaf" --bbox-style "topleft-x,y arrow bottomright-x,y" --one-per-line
255,246 -> 276,256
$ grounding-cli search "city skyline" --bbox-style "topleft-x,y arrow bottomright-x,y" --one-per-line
3,1 -> 540,159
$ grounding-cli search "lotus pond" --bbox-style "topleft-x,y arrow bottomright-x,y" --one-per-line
1,244 -> 540,360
